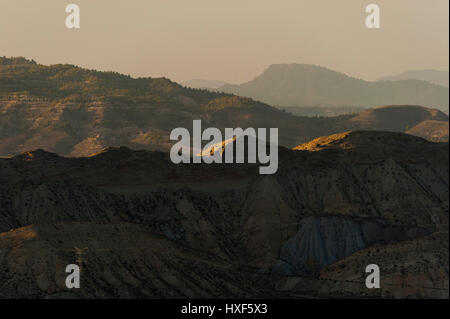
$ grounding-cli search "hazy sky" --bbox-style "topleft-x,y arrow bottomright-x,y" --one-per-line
1,0 -> 448,83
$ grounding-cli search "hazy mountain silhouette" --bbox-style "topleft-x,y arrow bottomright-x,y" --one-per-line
378,69 -> 449,88
219,64 -> 449,111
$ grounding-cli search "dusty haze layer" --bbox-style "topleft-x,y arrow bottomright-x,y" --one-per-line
0,0 -> 448,83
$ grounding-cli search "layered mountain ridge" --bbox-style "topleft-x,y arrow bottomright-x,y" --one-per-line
1,58 -> 449,157
0,131 -> 448,298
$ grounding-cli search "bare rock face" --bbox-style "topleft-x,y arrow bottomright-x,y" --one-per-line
275,216 -> 432,276
0,131 -> 448,298
277,217 -> 365,274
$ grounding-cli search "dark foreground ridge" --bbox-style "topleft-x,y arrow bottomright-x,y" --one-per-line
0,131 -> 448,298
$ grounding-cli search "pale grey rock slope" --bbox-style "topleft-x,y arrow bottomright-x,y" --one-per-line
278,216 -> 365,272
275,216 -> 431,275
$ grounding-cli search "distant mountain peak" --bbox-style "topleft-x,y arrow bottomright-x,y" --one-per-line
220,64 -> 449,111
377,69 -> 449,88
256,63 -> 352,80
